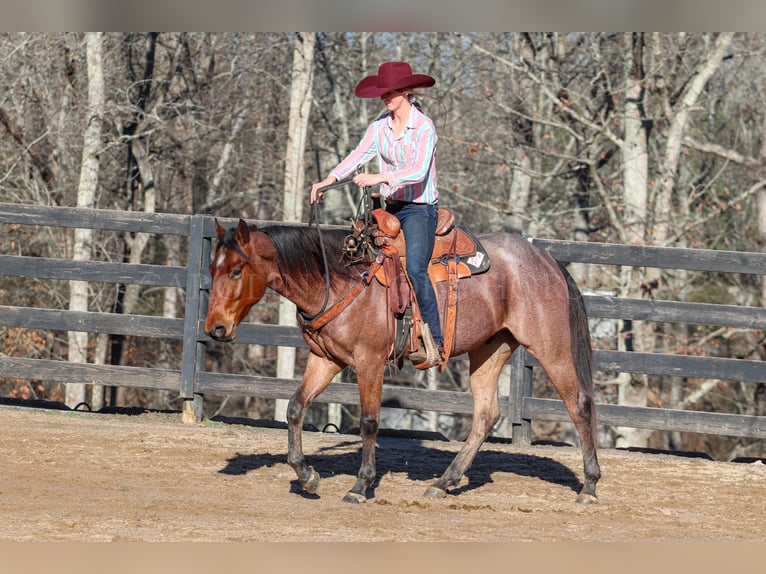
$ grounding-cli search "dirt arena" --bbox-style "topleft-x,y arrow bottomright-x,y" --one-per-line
0,403 -> 763,542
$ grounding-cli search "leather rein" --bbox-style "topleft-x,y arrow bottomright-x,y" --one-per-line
298,174 -> 374,332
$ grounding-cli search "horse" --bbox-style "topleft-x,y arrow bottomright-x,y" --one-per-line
204,218 -> 601,504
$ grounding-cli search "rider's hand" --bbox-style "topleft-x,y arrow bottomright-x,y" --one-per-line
352,172 -> 387,188
310,176 -> 337,204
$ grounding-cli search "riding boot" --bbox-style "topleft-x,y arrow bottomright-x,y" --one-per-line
410,322 -> 442,369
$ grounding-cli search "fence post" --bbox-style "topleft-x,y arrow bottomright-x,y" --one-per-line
180,215 -> 207,423
509,347 -> 533,445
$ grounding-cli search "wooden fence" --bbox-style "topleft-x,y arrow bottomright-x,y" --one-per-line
0,202 -> 764,443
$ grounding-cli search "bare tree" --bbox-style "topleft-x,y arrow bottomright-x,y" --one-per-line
67,32 -> 104,407
275,32 -> 316,422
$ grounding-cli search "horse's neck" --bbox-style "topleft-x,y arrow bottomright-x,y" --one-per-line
273,271 -> 335,317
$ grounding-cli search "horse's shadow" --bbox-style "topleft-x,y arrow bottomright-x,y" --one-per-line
218,434 -> 582,499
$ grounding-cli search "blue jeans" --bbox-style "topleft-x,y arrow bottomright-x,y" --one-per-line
386,201 -> 443,345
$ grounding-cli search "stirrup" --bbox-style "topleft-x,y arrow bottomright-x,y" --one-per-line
410,323 -> 442,369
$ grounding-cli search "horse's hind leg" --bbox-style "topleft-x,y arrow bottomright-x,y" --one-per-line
573,391 -> 600,504
424,337 -> 514,498
286,354 -> 342,495
537,355 -> 601,504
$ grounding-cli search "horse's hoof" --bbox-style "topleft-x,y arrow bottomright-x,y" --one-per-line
423,486 -> 447,499
576,492 -> 598,505
342,491 -> 367,504
302,467 -> 320,494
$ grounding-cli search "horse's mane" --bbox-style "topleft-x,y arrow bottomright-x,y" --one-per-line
251,224 -> 360,283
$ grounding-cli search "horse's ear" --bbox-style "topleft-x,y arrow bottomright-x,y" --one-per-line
214,218 -> 226,241
235,218 -> 251,246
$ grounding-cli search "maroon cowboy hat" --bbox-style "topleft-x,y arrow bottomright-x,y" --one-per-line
354,61 -> 435,98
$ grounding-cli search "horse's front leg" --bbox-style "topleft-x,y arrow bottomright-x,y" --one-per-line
286,353 -> 341,495
342,364 -> 385,504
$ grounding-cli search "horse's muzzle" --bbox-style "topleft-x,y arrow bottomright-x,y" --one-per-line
207,324 -> 235,342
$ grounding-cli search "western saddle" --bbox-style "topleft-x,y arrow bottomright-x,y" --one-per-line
345,207 -> 490,371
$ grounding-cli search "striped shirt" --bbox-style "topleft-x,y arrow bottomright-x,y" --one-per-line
329,105 -> 439,204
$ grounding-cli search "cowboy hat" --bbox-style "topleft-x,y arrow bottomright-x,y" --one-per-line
354,61 -> 436,98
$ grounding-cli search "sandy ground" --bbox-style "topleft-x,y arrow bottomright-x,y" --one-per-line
0,404 -> 764,542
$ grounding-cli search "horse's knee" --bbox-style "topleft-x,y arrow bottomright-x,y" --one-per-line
359,413 -> 379,438
286,397 -> 303,426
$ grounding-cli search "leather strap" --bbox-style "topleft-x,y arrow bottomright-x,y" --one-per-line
439,234 -> 460,372
300,257 -> 383,332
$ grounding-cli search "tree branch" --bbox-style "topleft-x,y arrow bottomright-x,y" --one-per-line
0,107 -> 56,188
683,136 -> 762,169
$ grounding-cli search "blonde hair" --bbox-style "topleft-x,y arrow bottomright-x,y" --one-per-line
406,89 -> 427,112
406,89 -> 447,133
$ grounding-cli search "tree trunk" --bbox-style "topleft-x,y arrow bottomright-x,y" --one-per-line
623,33 -> 649,246
122,138 -> 156,316
282,32 -> 315,223
275,33 -> 316,422
67,32 -> 104,407
109,33 -> 159,407
615,33 -> 653,447
759,112 -> 766,307
507,34 -> 534,235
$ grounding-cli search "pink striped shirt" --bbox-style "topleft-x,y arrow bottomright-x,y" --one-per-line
329,105 -> 439,204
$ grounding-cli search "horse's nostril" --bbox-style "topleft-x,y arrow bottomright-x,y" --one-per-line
211,325 -> 227,340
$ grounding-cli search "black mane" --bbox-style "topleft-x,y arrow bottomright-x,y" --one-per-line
223,223 -> 360,283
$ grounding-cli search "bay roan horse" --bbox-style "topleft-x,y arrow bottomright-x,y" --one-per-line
205,219 -> 601,504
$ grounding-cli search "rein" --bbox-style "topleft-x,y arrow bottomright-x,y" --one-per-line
298,258 -> 385,333
298,174 -> 358,324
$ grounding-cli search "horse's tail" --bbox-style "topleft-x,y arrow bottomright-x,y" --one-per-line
556,261 -> 595,403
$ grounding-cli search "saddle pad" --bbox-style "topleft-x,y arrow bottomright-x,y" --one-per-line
456,226 -> 491,275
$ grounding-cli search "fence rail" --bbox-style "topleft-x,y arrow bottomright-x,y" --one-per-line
1,202 -> 764,443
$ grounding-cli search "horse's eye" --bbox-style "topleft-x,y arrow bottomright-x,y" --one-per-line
230,267 -> 242,278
